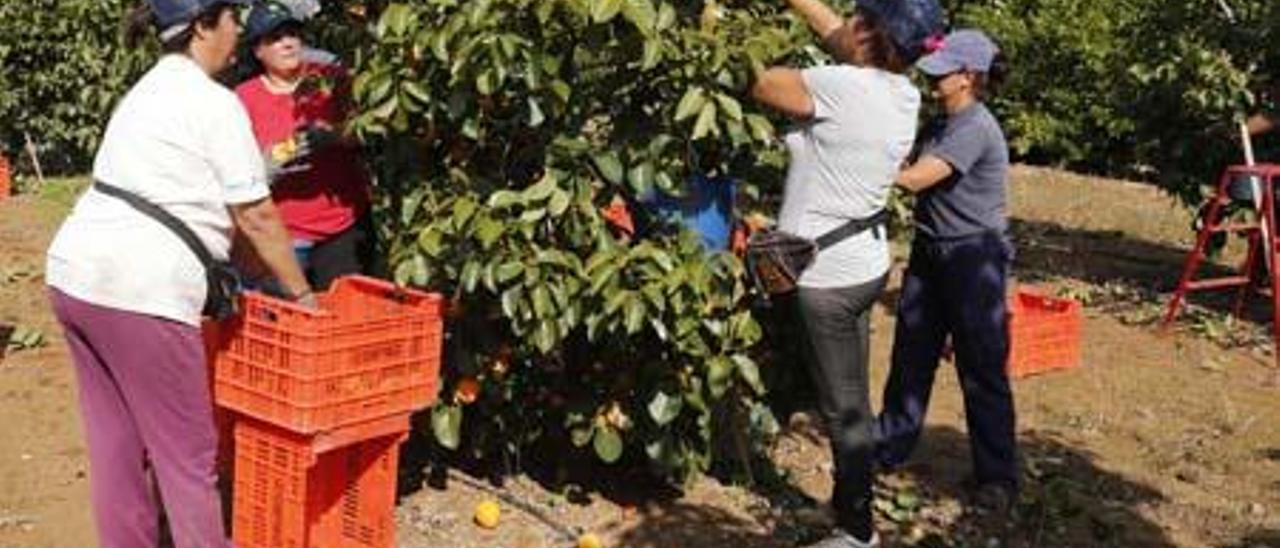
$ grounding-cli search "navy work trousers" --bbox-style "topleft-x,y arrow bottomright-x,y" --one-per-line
875,231 -> 1019,489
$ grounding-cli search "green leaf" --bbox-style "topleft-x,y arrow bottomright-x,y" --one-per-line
417,227 -> 444,257
713,92 -> 743,122
674,87 -> 706,122
534,319 -> 558,353
641,39 -> 663,70
593,425 -> 624,463
746,114 -> 774,141
707,356 -> 734,398
647,391 -> 683,426
592,152 -> 624,184
527,97 -> 545,127
523,172 -> 557,202
475,216 -> 504,249
624,298 -> 646,334
591,0 -> 623,24
476,71 -> 495,96
895,490 -> 922,511
501,286 -> 524,319
461,261 -> 482,292
732,355 -> 765,396
627,162 -> 655,195
431,404 -> 463,450
548,189 -> 571,217
620,0 -> 657,34
656,2 -> 676,30
402,81 -> 431,106
692,101 -> 718,140
520,207 -> 548,223
495,261 -> 523,283
532,285 -> 555,318
571,425 -> 594,447
452,197 -> 478,229
488,190 -> 522,208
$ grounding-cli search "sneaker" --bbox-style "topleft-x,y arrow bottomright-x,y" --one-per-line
805,530 -> 880,548
969,482 -> 1017,517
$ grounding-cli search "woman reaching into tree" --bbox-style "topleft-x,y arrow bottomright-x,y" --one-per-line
752,0 -> 944,546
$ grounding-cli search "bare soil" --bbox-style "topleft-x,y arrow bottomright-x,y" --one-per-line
2,168 -> 1279,547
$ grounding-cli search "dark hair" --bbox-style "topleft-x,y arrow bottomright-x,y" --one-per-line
122,2 -> 233,53
974,50 -> 1008,98
824,9 -> 911,74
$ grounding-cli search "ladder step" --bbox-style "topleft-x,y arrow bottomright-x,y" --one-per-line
1186,277 -> 1252,290
1210,222 -> 1259,233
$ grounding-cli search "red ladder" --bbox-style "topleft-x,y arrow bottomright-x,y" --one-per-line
1163,164 -> 1280,375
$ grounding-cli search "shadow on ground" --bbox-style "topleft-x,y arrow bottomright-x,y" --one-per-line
1220,528 -> 1280,548
869,425 -> 1172,547
395,421 -> 1179,547
1008,217 -> 1278,325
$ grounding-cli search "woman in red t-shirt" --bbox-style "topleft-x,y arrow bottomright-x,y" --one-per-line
234,0 -> 373,289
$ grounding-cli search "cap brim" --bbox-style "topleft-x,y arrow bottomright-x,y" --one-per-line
917,53 -> 961,76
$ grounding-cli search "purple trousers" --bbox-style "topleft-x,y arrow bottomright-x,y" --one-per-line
50,289 -> 229,548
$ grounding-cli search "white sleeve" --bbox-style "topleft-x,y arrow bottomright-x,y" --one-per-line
205,94 -> 271,205
801,65 -> 865,121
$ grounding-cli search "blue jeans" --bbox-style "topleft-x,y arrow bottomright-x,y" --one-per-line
875,231 -> 1019,489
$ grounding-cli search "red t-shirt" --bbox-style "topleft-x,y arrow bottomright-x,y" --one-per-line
235,63 -> 372,242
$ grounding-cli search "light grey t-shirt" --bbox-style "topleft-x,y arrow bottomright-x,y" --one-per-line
777,65 -> 921,288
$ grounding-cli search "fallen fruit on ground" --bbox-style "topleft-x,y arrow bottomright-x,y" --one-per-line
578,532 -> 604,548
473,499 -> 500,529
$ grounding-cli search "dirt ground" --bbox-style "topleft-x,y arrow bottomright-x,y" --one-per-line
2,167 -> 1280,547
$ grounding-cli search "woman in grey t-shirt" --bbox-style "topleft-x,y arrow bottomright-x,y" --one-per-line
874,30 -> 1020,512
752,1 -> 942,546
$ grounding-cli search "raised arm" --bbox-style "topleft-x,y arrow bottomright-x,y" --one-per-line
751,68 -> 815,120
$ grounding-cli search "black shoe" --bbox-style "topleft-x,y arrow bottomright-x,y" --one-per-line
968,481 -> 1017,517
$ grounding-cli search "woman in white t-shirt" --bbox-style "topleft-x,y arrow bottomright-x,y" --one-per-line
44,1 -> 311,546
752,0 -> 943,546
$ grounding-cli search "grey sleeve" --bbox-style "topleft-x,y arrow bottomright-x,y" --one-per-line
928,119 -> 993,176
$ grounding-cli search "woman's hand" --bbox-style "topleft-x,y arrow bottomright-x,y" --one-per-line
784,0 -> 844,40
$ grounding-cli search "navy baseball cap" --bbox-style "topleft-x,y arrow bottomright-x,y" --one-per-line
243,0 -> 303,45
917,29 -> 999,75
858,0 -> 946,62
150,0 -> 248,41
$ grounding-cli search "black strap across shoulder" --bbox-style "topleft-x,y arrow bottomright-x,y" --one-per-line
814,209 -> 889,251
92,181 -> 217,268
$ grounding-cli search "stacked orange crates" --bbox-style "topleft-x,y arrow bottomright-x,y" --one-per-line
205,276 -> 444,548
1007,288 -> 1083,379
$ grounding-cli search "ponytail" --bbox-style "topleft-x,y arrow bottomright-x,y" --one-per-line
976,50 -> 1008,98
123,3 -> 156,49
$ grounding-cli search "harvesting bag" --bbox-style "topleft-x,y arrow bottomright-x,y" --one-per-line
745,210 -> 888,295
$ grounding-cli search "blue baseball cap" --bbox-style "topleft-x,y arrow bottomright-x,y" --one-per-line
858,0 -> 946,62
150,0 -> 248,41
243,0 -> 303,45
917,29 -> 999,75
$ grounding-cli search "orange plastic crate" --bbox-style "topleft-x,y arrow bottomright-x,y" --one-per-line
207,275 -> 444,433
1007,289 -> 1083,379
231,415 -> 407,548
0,154 -> 10,201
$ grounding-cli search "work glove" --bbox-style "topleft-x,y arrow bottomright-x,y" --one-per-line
265,133 -> 314,184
